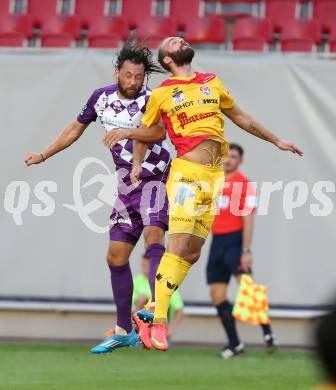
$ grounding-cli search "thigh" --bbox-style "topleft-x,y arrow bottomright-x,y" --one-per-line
206,235 -> 229,284
225,232 -> 243,277
106,240 -> 134,267
138,177 -> 169,232
110,191 -> 143,246
193,169 -> 224,240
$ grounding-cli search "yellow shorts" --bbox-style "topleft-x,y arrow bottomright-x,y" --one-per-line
166,158 -> 224,239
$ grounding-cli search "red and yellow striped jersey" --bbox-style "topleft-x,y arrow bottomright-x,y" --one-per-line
141,71 -> 235,157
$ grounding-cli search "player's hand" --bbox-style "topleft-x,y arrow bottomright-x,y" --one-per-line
275,140 -> 303,156
102,128 -> 130,149
240,252 -> 252,273
130,163 -> 142,186
25,152 -> 44,166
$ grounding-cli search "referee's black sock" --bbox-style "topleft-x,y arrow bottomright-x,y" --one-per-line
260,324 -> 273,337
216,301 -> 241,348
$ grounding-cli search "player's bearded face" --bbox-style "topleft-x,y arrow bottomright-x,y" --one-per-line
117,79 -> 143,99
116,61 -> 145,99
168,44 -> 195,67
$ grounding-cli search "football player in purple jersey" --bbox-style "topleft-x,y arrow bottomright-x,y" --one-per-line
25,41 -> 171,353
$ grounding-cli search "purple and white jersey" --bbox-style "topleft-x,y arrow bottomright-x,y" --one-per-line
77,84 -> 171,183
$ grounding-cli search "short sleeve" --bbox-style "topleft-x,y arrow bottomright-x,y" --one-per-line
77,90 -> 99,124
141,92 -> 162,127
241,180 -> 257,214
216,77 -> 235,110
169,291 -> 184,311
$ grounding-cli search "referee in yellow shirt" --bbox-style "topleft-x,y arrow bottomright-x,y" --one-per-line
105,37 -> 303,351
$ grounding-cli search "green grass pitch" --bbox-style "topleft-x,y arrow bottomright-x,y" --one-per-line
0,343 -> 320,390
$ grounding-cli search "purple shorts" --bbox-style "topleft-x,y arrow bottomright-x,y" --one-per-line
109,175 -> 169,245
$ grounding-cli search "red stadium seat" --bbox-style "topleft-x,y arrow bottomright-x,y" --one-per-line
122,0 -> 153,29
185,16 -> 226,44
88,16 -> 126,48
41,16 -> 81,48
75,0 -> 106,28
0,0 -> 10,17
232,17 -> 273,51
265,0 -> 300,32
328,23 -> 336,52
0,14 -> 33,47
170,0 -> 204,30
136,17 -> 177,47
313,0 -> 336,32
88,34 -> 121,48
28,0 -> 58,27
280,19 -> 321,52
218,0 -> 257,18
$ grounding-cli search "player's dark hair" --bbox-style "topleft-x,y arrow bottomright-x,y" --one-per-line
115,40 -> 164,76
229,143 -> 244,157
142,254 -> 149,260
315,306 -> 336,383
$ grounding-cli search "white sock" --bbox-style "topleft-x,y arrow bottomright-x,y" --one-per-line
115,325 -> 128,336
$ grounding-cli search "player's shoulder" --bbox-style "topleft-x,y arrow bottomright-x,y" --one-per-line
234,171 -> 250,183
91,84 -> 118,98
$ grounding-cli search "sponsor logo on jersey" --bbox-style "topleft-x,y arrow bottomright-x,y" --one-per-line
127,101 -> 140,117
177,111 -> 217,129
172,87 -> 185,104
110,217 -> 132,226
111,100 -> 125,113
198,98 -> 218,105
172,100 -> 195,113
200,86 -> 211,96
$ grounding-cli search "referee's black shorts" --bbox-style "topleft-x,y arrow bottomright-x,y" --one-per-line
206,230 -> 243,284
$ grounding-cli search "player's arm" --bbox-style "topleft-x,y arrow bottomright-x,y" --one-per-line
222,104 -> 303,156
241,213 -> 254,272
102,123 -> 166,148
103,92 -> 165,148
25,120 -> 89,166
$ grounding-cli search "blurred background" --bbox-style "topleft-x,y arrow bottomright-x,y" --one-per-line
0,0 -> 335,349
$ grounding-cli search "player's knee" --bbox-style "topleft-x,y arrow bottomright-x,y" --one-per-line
143,227 -> 164,247
106,249 -> 126,267
185,250 -> 201,264
210,286 -> 226,305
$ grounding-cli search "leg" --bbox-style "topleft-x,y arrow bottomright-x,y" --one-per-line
143,226 -> 165,302
210,283 -> 241,349
107,240 -> 135,334
207,235 -> 242,351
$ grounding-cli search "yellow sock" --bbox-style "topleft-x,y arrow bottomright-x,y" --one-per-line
154,252 -> 192,323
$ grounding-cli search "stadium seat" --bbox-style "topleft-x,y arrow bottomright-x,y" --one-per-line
0,0 -> 10,18
28,0 -> 58,27
232,17 -> 273,51
170,0 -> 204,30
280,19 -> 321,52
41,16 -> 81,48
0,14 -> 33,47
313,0 -> 336,32
88,16 -> 126,48
184,16 -> 226,44
75,0 -> 107,28
219,0 -> 258,18
136,17 -> 177,48
265,0 -> 300,32
328,23 -> 336,52
122,0 -> 153,29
